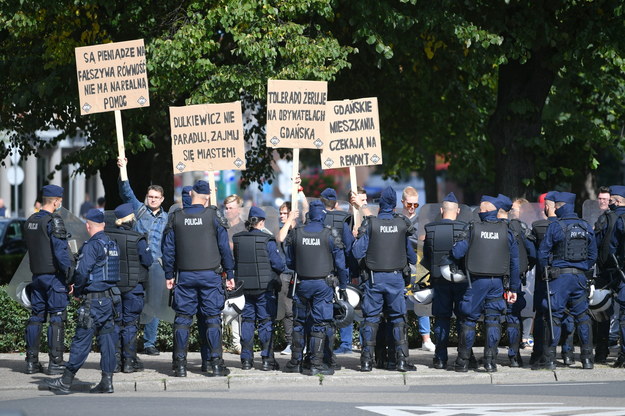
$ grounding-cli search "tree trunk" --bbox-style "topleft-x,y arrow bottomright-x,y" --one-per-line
487,47 -> 556,198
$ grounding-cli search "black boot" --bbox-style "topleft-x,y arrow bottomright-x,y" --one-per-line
173,358 -> 187,377
562,351 -> 575,367
261,357 -> 280,371
201,359 -> 210,372
613,353 -> 625,368
284,329 -> 304,373
241,358 -> 253,370
25,352 -> 43,375
114,347 -> 122,373
454,323 -> 471,373
305,330 -> 334,376
580,347 -> 594,370
532,346 -> 557,370
46,368 -> 74,393
90,372 -> 114,393
432,357 -> 447,369
47,316 -> 66,375
208,358 -> 230,377
394,322 -> 416,372
362,321 -> 379,372
484,348 -> 498,372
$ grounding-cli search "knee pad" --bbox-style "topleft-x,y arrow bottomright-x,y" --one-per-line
205,315 -> 221,330
49,310 -> 67,323
174,314 -> 193,332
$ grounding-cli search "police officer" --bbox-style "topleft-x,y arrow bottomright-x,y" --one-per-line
537,191 -> 597,370
283,200 -> 349,376
162,180 -> 235,377
23,184 -> 73,375
47,209 -> 120,394
106,203 -> 153,373
421,192 -> 468,370
351,186 -> 417,372
593,185 -> 625,367
497,194 -> 535,367
451,195 -> 520,373
233,206 -> 285,370
320,188 -> 356,365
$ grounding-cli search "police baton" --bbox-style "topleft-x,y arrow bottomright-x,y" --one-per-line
611,254 -> 625,284
290,272 -> 298,299
544,266 -> 555,343
168,273 -> 178,308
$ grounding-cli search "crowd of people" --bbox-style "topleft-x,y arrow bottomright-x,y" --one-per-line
18,160 -> 625,393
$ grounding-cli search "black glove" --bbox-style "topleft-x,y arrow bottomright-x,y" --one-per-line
338,288 -> 348,302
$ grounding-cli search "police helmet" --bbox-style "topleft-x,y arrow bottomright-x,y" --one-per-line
16,282 -> 32,309
333,298 -> 355,329
440,263 -> 467,283
223,281 -> 245,324
588,288 -> 613,322
335,284 -> 362,310
409,287 -> 433,305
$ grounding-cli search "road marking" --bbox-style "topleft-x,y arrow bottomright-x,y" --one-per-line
495,382 -> 610,387
357,404 -> 625,416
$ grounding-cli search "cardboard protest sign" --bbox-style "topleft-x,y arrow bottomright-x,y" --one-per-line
266,80 -> 327,149
170,101 -> 246,173
75,39 -> 150,115
321,97 -> 382,169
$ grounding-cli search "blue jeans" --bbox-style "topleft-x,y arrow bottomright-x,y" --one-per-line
143,317 -> 159,348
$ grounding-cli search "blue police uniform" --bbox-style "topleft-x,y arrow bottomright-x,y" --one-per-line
108,202 -> 153,373
47,209 -> 120,394
284,200 -> 348,375
422,193 -> 468,369
537,192 -> 597,370
236,210 -> 285,370
594,185 -> 625,367
24,185 -> 73,375
118,179 -> 168,353
162,181 -> 234,377
352,187 -> 417,372
451,196 -> 520,373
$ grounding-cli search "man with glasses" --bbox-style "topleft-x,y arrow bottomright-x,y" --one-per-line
117,157 -> 168,357
401,186 -> 436,353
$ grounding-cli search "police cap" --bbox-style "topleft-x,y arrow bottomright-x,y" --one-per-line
248,206 -> 266,220
497,194 -> 513,212
114,203 -> 134,219
442,192 -> 458,204
193,180 -> 211,195
609,185 -> 625,199
321,188 -> 337,201
85,208 -> 105,223
555,191 -> 576,205
42,184 -> 64,198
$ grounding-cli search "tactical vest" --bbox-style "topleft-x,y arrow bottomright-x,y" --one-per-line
324,210 -> 352,236
24,214 -> 57,274
595,211 -> 618,269
531,219 -> 550,246
106,227 -> 149,292
293,227 -> 333,278
173,207 -> 222,271
465,221 -> 510,276
233,231 -> 277,293
88,238 -> 121,283
508,219 -> 529,273
423,220 -> 466,278
554,218 -> 590,263
365,216 -> 408,272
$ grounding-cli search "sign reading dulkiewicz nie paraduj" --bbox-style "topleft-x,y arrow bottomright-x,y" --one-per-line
75,39 -> 150,115
321,97 -> 382,169
169,101 -> 246,173
266,79 -> 328,149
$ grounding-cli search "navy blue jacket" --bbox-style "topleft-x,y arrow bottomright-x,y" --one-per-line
38,210 -> 74,277
162,204 -> 235,280
74,230 -> 116,295
250,228 -> 286,274
452,210 -> 521,291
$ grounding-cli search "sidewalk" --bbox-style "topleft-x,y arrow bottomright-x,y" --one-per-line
1,347 -> 623,393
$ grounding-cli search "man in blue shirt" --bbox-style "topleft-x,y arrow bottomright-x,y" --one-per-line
23,185 -> 73,375
46,209 -> 120,394
117,157 -> 168,356
162,180 -> 235,377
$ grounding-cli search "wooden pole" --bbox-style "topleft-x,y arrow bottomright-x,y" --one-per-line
114,110 -> 128,181
208,171 -> 217,206
349,166 -> 361,231
291,148 -> 300,207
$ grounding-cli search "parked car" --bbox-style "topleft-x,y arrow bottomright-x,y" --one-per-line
0,218 -> 26,284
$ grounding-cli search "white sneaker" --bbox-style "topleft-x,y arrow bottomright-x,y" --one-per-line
422,340 -> 436,352
280,345 -> 292,355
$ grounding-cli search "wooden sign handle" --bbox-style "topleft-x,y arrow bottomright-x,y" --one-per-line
291,148 -> 300,208
115,110 -> 128,181
349,166 -> 361,231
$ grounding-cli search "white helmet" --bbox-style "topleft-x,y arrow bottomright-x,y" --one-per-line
335,285 -> 362,309
440,263 -> 466,283
16,282 -> 32,309
588,288 -> 613,322
223,282 -> 245,324
409,287 -> 433,305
